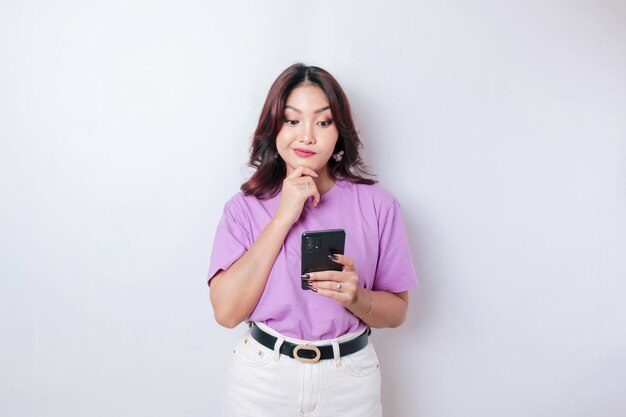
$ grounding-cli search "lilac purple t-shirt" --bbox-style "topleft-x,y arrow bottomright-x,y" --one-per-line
207,179 -> 418,340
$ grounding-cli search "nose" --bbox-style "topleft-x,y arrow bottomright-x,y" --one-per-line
298,122 -> 315,144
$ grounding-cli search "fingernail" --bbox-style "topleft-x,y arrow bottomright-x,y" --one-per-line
310,287 -> 318,292
329,254 -> 338,261
303,280 -> 313,288
301,273 -> 310,280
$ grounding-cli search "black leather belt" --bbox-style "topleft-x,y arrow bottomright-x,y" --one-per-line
250,323 -> 370,363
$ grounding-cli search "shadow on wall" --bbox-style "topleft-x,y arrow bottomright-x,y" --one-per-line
375,288 -> 428,417
375,204 -> 431,417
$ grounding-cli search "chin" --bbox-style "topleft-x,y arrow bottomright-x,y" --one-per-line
286,160 -> 326,173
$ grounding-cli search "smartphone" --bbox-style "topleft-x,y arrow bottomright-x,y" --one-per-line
301,229 -> 346,290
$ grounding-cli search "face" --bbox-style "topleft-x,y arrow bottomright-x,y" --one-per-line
276,85 -> 339,177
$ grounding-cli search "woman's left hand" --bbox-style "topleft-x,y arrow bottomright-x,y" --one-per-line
303,254 -> 359,306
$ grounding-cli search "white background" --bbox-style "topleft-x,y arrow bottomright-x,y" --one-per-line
1,1 -> 625,416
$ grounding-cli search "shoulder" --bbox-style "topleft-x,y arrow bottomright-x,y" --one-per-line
339,180 -> 398,209
222,190 -> 277,219
224,191 -> 255,206
221,191 -> 259,217
222,191 -> 245,211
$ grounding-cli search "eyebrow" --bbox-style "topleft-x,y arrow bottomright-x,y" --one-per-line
285,105 -> 331,114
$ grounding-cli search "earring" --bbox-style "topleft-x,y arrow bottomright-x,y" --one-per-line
332,150 -> 344,162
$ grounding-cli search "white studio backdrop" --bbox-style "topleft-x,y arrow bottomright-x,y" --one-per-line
1,1 -> 625,416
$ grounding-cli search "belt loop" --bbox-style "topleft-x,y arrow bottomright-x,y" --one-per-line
273,336 -> 285,361
331,340 -> 341,367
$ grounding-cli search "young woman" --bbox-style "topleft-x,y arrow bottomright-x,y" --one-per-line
208,63 -> 417,417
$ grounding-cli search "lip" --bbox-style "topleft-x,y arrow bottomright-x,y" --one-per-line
293,148 -> 316,158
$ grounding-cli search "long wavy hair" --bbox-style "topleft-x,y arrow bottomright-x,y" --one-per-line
241,63 -> 376,198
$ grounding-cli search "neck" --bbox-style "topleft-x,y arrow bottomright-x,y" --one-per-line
313,171 -> 335,194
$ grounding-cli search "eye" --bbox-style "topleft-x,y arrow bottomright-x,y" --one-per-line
318,119 -> 334,127
284,119 -> 299,126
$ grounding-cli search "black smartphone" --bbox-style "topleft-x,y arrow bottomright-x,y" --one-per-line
301,229 -> 346,290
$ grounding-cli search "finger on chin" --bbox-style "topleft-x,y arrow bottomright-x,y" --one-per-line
299,166 -> 319,176
286,168 -> 300,179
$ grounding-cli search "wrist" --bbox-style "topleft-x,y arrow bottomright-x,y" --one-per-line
269,216 -> 294,231
349,288 -> 374,319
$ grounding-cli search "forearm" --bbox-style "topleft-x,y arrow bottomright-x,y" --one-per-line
347,289 -> 409,328
209,218 -> 291,328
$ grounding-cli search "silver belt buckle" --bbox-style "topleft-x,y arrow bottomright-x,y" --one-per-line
293,343 -> 321,363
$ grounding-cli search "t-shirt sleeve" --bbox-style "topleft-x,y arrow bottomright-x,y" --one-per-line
207,196 -> 252,286
372,199 -> 419,292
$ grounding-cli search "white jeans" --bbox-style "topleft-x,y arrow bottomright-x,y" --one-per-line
221,322 -> 382,417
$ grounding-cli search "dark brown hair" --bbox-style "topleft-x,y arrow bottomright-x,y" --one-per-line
241,63 -> 376,198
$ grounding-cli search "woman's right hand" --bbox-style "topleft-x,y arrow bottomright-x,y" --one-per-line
211,167 -> 319,327
274,166 -> 320,226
